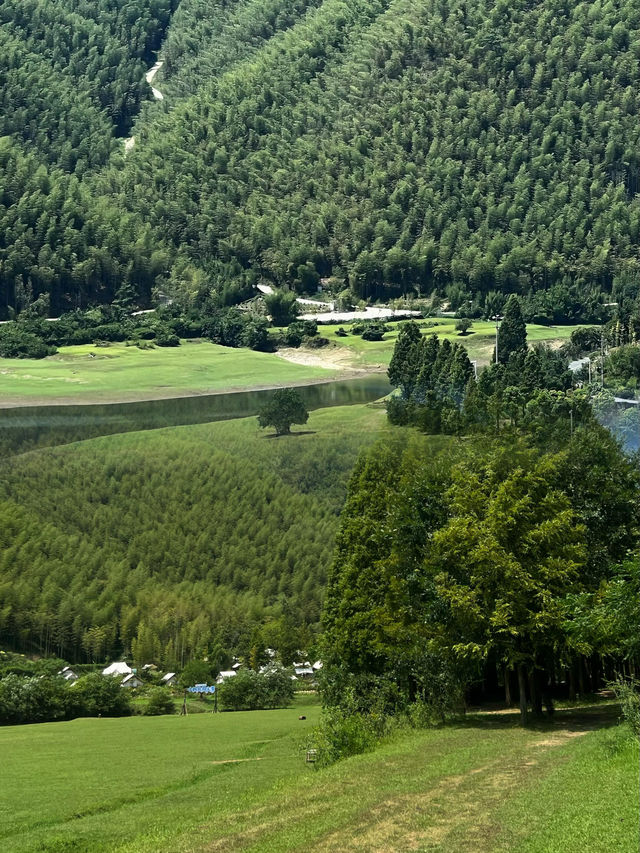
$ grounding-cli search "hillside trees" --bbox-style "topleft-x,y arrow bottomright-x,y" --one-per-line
0,411 -> 381,664
322,432 -> 639,723
4,0 -> 640,314
427,457 -> 587,724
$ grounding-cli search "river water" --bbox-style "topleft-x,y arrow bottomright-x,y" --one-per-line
0,376 -> 391,457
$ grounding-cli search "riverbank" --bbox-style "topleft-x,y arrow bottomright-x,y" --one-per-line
0,341 -> 342,408
0,320 -> 587,408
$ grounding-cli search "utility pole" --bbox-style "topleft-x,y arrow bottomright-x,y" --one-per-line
600,331 -> 605,387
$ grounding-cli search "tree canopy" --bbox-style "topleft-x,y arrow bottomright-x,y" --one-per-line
257,388 -> 309,435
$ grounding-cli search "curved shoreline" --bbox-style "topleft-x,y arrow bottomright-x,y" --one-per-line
0,366 -> 384,410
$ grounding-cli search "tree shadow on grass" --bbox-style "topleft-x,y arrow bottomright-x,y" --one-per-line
262,431 -> 317,439
454,701 -> 621,734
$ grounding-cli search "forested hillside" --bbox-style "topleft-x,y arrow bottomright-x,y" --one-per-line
0,406 -> 386,665
3,0 -> 640,318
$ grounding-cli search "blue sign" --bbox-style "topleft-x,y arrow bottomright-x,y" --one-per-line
187,684 -> 215,694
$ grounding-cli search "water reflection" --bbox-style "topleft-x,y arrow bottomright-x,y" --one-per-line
0,377 -> 391,456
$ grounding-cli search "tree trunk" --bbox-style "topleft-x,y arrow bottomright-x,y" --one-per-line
578,657 -> 586,696
529,669 -> 543,718
504,666 -> 512,707
517,664 -> 528,726
542,674 -> 554,717
592,655 -> 601,692
568,665 -> 576,702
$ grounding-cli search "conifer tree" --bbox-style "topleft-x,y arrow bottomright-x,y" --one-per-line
496,295 -> 527,364
412,335 -> 439,403
449,344 -> 474,404
388,322 -> 423,398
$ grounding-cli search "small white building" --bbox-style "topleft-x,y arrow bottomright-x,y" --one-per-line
312,660 -> 323,671
121,673 -> 143,688
294,666 -> 314,678
161,672 -> 177,686
58,666 -> 78,682
102,661 -> 133,677
216,670 -> 237,684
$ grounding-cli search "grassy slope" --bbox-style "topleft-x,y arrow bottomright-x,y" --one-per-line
313,319 -> 588,368
0,701 -> 635,853
0,341 -> 334,405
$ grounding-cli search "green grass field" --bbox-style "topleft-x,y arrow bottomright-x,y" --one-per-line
314,318 -> 586,368
1,699 -> 635,853
0,341 -> 334,405
0,319 -> 589,406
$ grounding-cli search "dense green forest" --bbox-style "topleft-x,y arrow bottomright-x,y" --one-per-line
3,0 -> 640,318
321,311 -> 640,724
0,406 -> 386,665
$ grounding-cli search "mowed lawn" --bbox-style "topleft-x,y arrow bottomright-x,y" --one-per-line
0,700 -> 636,853
0,341 -> 334,405
313,319 -> 588,368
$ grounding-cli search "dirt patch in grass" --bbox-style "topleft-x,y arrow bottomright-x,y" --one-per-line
275,345 -> 382,373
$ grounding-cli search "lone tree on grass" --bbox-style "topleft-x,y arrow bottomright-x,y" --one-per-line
455,318 -> 473,336
258,388 -> 309,436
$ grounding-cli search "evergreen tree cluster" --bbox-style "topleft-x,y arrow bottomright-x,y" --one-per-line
387,302 -> 576,437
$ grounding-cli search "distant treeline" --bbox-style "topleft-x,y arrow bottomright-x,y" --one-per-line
0,672 -> 132,725
0,301 -> 323,359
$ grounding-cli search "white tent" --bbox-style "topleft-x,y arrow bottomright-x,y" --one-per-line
102,661 -> 132,677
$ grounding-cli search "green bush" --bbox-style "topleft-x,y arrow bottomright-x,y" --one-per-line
72,673 -> 133,718
217,668 -> 294,711
307,707 -> 386,768
610,676 -> 640,738
0,326 -> 57,358
144,688 -> 175,716
305,335 -> 329,348
155,332 -> 181,347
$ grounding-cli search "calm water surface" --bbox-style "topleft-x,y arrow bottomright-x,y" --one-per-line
0,376 -> 391,456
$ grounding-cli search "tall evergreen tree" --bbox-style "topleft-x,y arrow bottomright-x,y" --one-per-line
496,296 -> 527,365
388,321 -> 423,398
